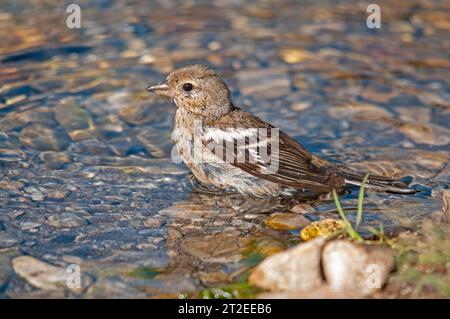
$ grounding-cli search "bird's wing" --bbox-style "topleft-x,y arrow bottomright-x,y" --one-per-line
202,109 -> 345,192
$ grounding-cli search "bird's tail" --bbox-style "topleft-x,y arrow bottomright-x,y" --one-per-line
335,165 -> 418,194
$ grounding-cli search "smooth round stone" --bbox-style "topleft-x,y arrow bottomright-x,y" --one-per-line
300,219 -> 346,241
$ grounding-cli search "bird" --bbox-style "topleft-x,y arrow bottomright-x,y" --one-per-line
146,64 -> 415,198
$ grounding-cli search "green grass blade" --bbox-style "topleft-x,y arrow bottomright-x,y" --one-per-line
356,173 -> 369,229
333,189 -> 349,225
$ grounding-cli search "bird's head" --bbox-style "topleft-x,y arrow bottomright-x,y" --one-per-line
146,64 -> 232,119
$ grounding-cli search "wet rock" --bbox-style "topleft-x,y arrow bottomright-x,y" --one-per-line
136,243 -> 157,250
0,148 -> 25,163
54,101 -> 95,141
347,150 -> 449,179
395,106 -> 431,123
199,271 -> 229,286
236,67 -> 290,99
19,124 -> 70,151
322,240 -> 395,297
0,180 -> 24,193
20,221 -> 42,230
47,188 -> 70,200
300,219 -> 345,241
248,237 -> 325,292
258,285 -> 360,299
71,138 -> 114,155
23,186 -> 46,201
119,102 -> 162,125
147,273 -> 199,294
328,103 -> 395,123
144,217 -> 163,228
12,256 -> 92,292
0,232 -> 19,248
265,213 -> 310,230
290,101 -> 312,112
39,151 -> 72,170
136,129 -> 171,158
47,213 -> 88,228
180,234 -> 248,263
399,123 -> 450,145
108,136 -> 136,157
279,48 -> 311,64
85,277 -> 146,298
0,253 -> 14,289
161,203 -> 233,220
361,86 -> 399,103
441,189 -> 450,222
290,203 -> 317,214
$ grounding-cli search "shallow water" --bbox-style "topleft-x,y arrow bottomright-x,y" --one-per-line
0,0 -> 449,298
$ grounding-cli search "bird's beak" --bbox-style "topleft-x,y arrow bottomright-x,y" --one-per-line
146,80 -> 171,97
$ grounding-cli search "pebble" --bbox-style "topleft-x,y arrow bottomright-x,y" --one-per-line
290,204 -> 317,214
20,221 -> 42,230
0,180 -> 24,193
248,238 -> 325,292
143,217 -> 163,228
85,278 -> 145,298
39,151 -> 72,170
322,240 -> 395,297
0,232 -> 19,248
265,213 -> 311,230
236,67 -> 290,99
47,213 -> 88,228
12,256 -> 92,292
19,124 -> 70,151
399,123 -> 450,146
180,234 -> 248,263
251,237 -> 286,257
300,219 -> 346,241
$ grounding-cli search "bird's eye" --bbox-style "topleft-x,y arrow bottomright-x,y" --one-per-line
182,83 -> 193,92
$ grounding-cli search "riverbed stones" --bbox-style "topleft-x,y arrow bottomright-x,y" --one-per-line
399,123 -> 450,146
143,217 -> 163,228
47,213 -> 88,228
290,203 -> 317,214
236,67 -> 290,99
441,189 -> 450,222
0,180 -> 24,193
54,103 -> 94,141
180,234 -> 248,263
85,277 -> 145,298
248,237 -> 325,292
300,219 -> 345,241
321,240 -> 395,296
251,237 -> 286,257
19,124 -> 70,151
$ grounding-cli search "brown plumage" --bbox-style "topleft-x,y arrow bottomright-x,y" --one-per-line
146,64 -> 415,197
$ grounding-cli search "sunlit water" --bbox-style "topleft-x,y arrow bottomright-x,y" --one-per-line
0,0 -> 449,298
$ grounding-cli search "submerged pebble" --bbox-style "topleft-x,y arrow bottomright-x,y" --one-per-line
20,124 -> 71,151
300,219 -> 346,241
